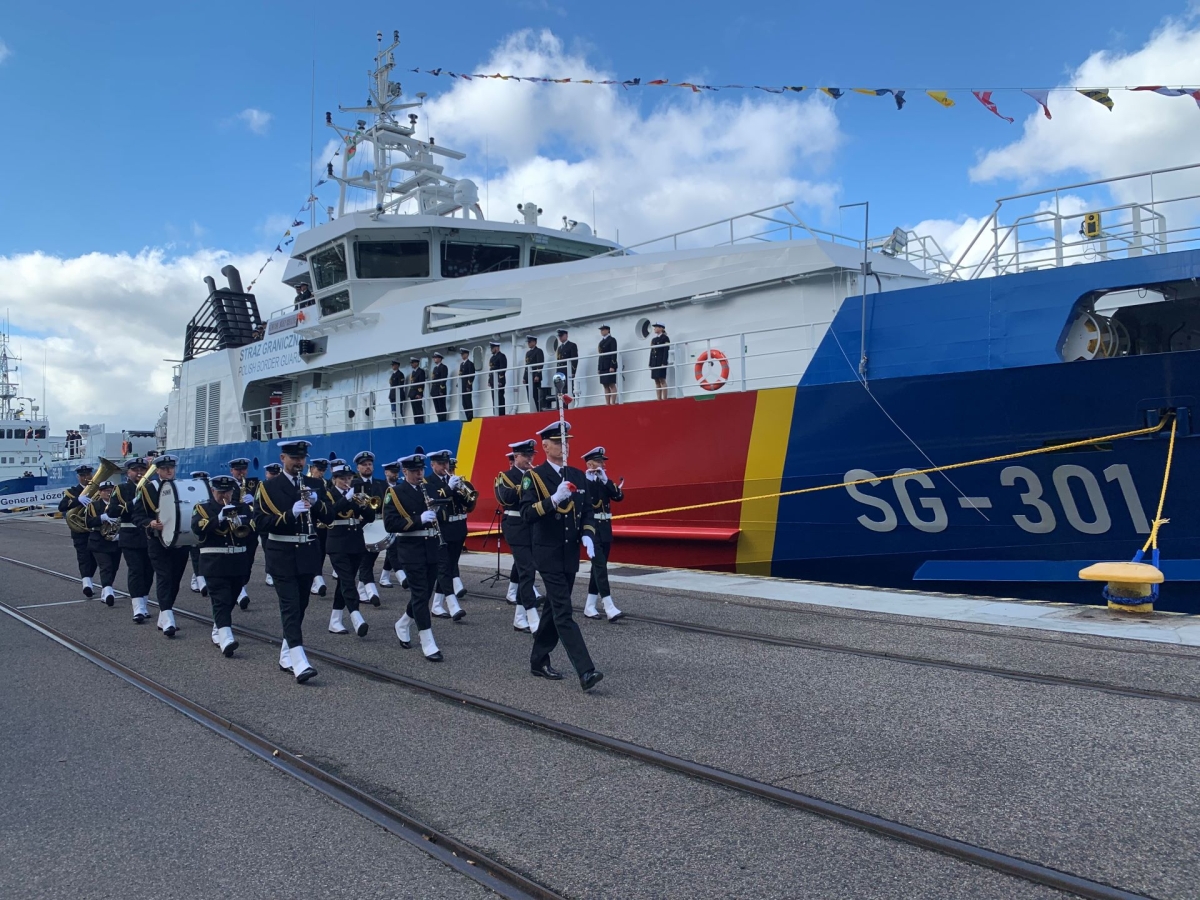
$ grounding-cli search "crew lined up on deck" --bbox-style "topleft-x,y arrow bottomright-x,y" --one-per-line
59,429 -> 623,693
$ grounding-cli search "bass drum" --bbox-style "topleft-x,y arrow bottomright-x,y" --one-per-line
159,478 -> 210,548
362,519 -> 394,553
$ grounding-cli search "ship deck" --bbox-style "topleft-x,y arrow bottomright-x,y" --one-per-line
2,516 -> 1198,899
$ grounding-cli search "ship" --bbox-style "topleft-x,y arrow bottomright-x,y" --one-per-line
37,34 -> 1200,611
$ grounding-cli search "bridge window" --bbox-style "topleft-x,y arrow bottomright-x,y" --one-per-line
319,289 -> 351,318
354,240 -> 430,279
530,246 -> 592,267
441,241 -> 521,278
309,243 -> 348,289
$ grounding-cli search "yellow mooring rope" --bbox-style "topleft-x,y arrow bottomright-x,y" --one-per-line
1141,414 -> 1177,554
467,417 -> 1169,537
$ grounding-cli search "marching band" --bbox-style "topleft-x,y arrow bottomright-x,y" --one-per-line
53,422 -> 624,692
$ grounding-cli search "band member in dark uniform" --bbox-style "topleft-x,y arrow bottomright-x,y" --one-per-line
458,348 -> 476,422
59,463 -> 98,597
132,454 -> 191,638
188,471 -> 211,597
385,449 -> 444,661
496,440 -> 541,633
351,450 -> 387,606
520,421 -> 603,691
430,351 -> 449,422
524,335 -> 545,412
650,322 -> 670,400
254,440 -> 333,683
555,328 -> 579,393
307,457 -> 330,597
190,475 -> 255,658
447,456 -> 476,597
388,360 -> 406,425
488,341 -> 508,416
228,457 -> 260,607
582,447 -> 625,621
109,458 -> 154,622
84,480 -> 121,607
425,450 -> 473,621
379,460 -> 408,590
598,325 -> 618,405
408,357 -> 427,424
324,462 -> 372,638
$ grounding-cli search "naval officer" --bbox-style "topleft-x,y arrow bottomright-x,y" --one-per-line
190,475 -> 255,658
59,463 -> 99,597
430,351 -> 449,422
108,458 -> 154,622
132,454 -> 191,638
582,446 -> 624,622
488,341 -> 508,416
384,450 -> 445,661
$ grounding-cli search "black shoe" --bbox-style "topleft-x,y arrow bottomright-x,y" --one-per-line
222,640 -> 239,658
452,610 -> 466,622
398,639 -> 411,649
370,594 -> 381,608
531,663 -> 564,680
401,578 -> 409,589
295,666 -> 317,683
514,625 -> 531,633
424,650 -> 443,662
355,620 -> 369,637
580,670 -> 604,692
82,586 -> 94,598
584,612 -> 602,619
318,583 -> 327,597
237,594 -> 249,610
201,585 -> 209,597
432,611 -> 451,619
279,662 -> 291,672
133,613 -> 146,624
162,626 -> 176,638
607,612 -> 625,623
103,593 -> 114,607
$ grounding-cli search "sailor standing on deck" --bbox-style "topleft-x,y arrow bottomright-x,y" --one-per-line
190,475 -> 254,658
458,348 -> 476,422
133,454 -> 191,638
524,335 -> 545,412
378,460 -> 408,590
520,421 -> 604,691
388,360 -> 406,425
426,450 -> 469,622
228,457 -> 260,607
430,351 -> 449,422
188,471 -> 211,597
597,325 -> 618,405
497,440 -> 542,633
488,341 -> 508,416
307,457 -> 331,597
555,328 -> 579,396
385,450 -> 444,661
582,447 -> 624,622
254,440 -> 333,683
59,464 -> 99,598
351,451 -> 387,607
84,480 -> 121,607
324,462 -> 373,638
109,458 -> 154,622
408,357 -> 427,425
650,323 -> 670,401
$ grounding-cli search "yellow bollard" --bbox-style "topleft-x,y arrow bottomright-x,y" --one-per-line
1079,561 -> 1164,614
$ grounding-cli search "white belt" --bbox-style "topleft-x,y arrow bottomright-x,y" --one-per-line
329,519 -> 360,528
268,534 -> 316,544
594,513 -> 612,520
504,510 -> 522,517
448,514 -> 468,522
120,522 -> 137,529
396,529 -> 438,538
201,546 -> 247,555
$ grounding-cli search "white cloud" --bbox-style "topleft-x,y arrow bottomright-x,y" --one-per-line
0,249 -> 294,430
0,39 -> 10,64
237,108 -> 273,135
405,29 -> 844,244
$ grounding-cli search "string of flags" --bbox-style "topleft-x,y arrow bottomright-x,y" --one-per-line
408,68 -> 1200,120
246,155 -> 343,290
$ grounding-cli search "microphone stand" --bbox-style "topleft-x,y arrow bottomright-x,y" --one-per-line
479,505 -> 506,587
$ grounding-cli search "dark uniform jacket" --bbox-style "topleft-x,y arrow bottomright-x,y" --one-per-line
85,498 -> 121,553
253,472 -> 333,573
426,471 -> 476,543
408,366 -> 426,400
190,498 -> 255,578
556,340 -> 579,378
488,350 -> 508,388
519,461 -> 595,574
132,478 -> 170,547
383,479 -> 440,571
58,483 -> 88,515
324,485 -> 376,555
524,346 -> 544,384
388,369 -> 406,402
430,362 -> 448,398
598,334 -> 618,375
106,480 -> 148,550
231,476 -> 260,507
459,358 -> 476,390
650,333 -> 671,369
495,466 -> 531,548
586,476 -> 624,543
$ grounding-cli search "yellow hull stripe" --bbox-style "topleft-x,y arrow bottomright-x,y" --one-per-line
454,418 -> 484,482
736,387 -> 796,575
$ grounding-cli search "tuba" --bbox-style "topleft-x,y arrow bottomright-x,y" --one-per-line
65,457 -> 122,534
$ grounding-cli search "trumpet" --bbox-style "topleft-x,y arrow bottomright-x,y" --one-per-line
352,491 -> 383,512
221,506 -> 253,539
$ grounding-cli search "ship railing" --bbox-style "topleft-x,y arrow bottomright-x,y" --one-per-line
947,162 -> 1200,281
238,321 -> 833,440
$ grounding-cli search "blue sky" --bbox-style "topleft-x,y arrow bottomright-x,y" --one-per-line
1,0 -> 1196,258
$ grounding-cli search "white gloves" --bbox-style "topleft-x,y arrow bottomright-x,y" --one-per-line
448,475 -> 462,489
582,535 -> 595,559
420,510 -> 438,525
307,491 -> 319,503
78,494 -> 93,506
291,500 -> 310,516
596,468 -> 608,484
344,487 -> 355,499
100,513 -> 115,524
585,470 -> 598,481
551,482 -> 572,505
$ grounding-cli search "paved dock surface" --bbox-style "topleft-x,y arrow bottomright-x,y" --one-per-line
3,517 -> 1199,899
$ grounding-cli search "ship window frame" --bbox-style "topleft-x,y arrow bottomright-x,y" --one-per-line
529,240 -> 602,267
309,241 -> 349,290
439,239 -> 522,279
353,239 -> 431,279
319,289 -> 352,319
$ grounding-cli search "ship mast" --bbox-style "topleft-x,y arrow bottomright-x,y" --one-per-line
0,326 -> 20,420
325,31 -> 481,221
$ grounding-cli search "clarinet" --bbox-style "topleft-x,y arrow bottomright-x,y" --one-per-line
420,481 -> 446,547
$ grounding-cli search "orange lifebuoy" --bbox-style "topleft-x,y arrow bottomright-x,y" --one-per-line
694,349 -> 730,391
